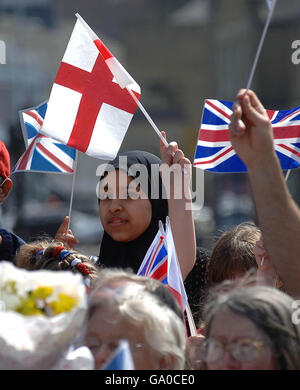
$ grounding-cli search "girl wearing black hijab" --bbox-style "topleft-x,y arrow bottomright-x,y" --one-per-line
96,131 -> 196,281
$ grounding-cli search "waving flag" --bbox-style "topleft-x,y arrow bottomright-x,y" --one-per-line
137,230 -> 168,284
40,14 -> 140,160
137,218 -> 187,311
13,101 -> 76,174
193,99 -> 300,172
100,340 -> 134,370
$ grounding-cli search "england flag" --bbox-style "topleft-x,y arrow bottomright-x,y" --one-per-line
40,14 -> 141,161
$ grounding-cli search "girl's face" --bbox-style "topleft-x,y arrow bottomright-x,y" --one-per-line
205,308 -> 277,370
99,169 -> 152,242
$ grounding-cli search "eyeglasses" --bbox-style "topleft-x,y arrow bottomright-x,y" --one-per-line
198,338 -> 268,363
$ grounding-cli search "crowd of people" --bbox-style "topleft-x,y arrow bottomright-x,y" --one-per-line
0,89 -> 300,370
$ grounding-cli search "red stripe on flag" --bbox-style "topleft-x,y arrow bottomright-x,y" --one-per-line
194,146 -> 233,165
278,143 -> 300,157
18,135 -> 44,170
206,100 -> 231,120
94,39 -> 113,60
36,143 -> 74,173
54,55 -> 138,153
151,260 -> 168,281
273,125 -> 300,139
25,110 -> 43,127
55,62 -> 91,93
145,240 -> 164,275
199,129 -> 230,142
199,125 -> 300,143
266,110 -> 276,121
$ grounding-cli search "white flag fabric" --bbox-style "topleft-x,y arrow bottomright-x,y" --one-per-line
41,16 -> 141,160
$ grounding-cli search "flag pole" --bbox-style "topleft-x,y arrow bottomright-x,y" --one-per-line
67,150 -> 78,230
246,0 -> 277,91
247,0 -> 277,268
126,87 -> 169,147
186,302 -> 197,337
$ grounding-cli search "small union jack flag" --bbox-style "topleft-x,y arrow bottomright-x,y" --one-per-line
137,231 -> 168,284
13,101 -> 76,174
137,219 -> 187,311
193,99 -> 300,173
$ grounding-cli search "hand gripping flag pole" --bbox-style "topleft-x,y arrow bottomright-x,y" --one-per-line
75,13 -> 169,148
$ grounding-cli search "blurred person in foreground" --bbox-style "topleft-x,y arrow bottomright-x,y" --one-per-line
84,274 -> 187,370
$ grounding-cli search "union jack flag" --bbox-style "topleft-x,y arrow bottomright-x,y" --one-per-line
193,99 -> 300,173
13,101 -> 76,174
137,219 -> 187,311
137,230 -> 168,284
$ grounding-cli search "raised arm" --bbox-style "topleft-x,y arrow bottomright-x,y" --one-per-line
229,89 -> 300,298
159,131 -> 196,280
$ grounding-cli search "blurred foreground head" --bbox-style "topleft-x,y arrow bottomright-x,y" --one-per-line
86,272 -> 186,370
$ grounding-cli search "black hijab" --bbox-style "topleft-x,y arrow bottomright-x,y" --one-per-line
97,150 -> 169,273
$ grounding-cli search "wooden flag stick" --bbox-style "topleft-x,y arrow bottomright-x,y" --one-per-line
67,150 -> 78,231
126,87 -> 169,147
246,0 -> 277,90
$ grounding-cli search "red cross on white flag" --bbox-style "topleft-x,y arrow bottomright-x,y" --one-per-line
41,15 -> 141,160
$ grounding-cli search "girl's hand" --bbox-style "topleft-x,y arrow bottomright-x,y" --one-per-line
55,216 -> 79,249
159,131 -> 192,199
